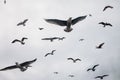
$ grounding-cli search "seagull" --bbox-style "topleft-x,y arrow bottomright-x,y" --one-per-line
68,75 -> 74,77
44,15 -> 87,32
103,6 -> 113,11
67,58 -> 81,63
12,37 -> 28,45
99,22 -> 112,27
95,75 -> 109,79
0,58 -> 37,72
96,43 -> 105,49
39,28 -> 44,30
44,50 -> 56,57
17,19 -> 28,26
87,64 -> 99,71
41,37 -> 59,42
58,37 -> 66,40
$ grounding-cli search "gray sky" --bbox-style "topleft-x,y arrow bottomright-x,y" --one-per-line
0,0 -> 120,80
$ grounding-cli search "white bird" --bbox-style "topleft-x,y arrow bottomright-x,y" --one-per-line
44,16 -> 87,32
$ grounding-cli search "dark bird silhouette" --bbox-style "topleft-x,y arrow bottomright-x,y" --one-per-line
79,39 -> 84,41
39,28 -> 44,30
68,75 -> 74,77
17,19 -> 28,26
0,58 -> 37,72
58,37 -> 66,40
12,37 -> 28,45
44,15 -> 87,32
67,58 -> 81,63
96,43 -> 105,49
95,75 -> 109,79
44,50 -> 56,57
42,37 -> 59,42
87,64 -> 99,71
54,72 -> 58,74
99,22 -> 112,27
103,6 -> 113,11
89,14 -> 92,17
4,0 -> 6,4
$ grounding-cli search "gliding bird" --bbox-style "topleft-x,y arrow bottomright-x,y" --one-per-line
17,19 -> 28,26
44,15 -> 87,32
67,58 -> 81,63
0,58 -> 37,72
12,37 -> 28,45
87,64 -> 99,71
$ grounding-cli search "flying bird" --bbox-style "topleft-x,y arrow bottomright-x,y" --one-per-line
87,64 -> 99,71
79,38 -> 84,41
39,28 -> 44,30
0,58 -> 37,72
42,37 -> 59,42
44,15 -> 87,32
44,50 -> 56,57
99,22 -> 112,27
68,75 -> 74,77
17,19 -> 28,26
96,43 -> 105,49
103,5 -> 113,11
95,75 -> 109,79
67,58 -> 81,63
12,37 -> 28,45
54,72 -> 58,74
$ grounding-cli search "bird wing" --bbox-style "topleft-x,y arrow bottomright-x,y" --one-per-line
72,15 -> 87,25
67,58 -> 74,61
20,58 -> 37,66
99,43 -> 104,47
17,22 -> 23,26
45,53 -> 52,57
0,65 -> 17,71
21,37 -> 28,41
103,6 -> 113,11
106,23 -> 112,26
87,68 -> 92,71
75,58 -> 81,61
95,76 -> 101,79
12,39 -> 21,43
93,64 -> 99,69
103,75 -> 109,77
52,50 -> 56,53
99,22 -> 105,25
41,38 -> 50,40
45,19 -> 67,26
23,19 -> 28,23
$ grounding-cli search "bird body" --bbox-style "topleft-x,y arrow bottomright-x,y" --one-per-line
87,64 -> 99,71
45,15 -> 87,32
17,19 -> 28,26
0,58 -> 37,72
67,58 -> 81,63
12,37 -> 28,45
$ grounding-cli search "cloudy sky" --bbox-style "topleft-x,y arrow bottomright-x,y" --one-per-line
0,0 -> 120,80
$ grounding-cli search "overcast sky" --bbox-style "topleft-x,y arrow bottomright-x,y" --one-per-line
0,0 -> 120,80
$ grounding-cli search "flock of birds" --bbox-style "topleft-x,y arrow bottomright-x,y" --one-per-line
1,1 -> 115,80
